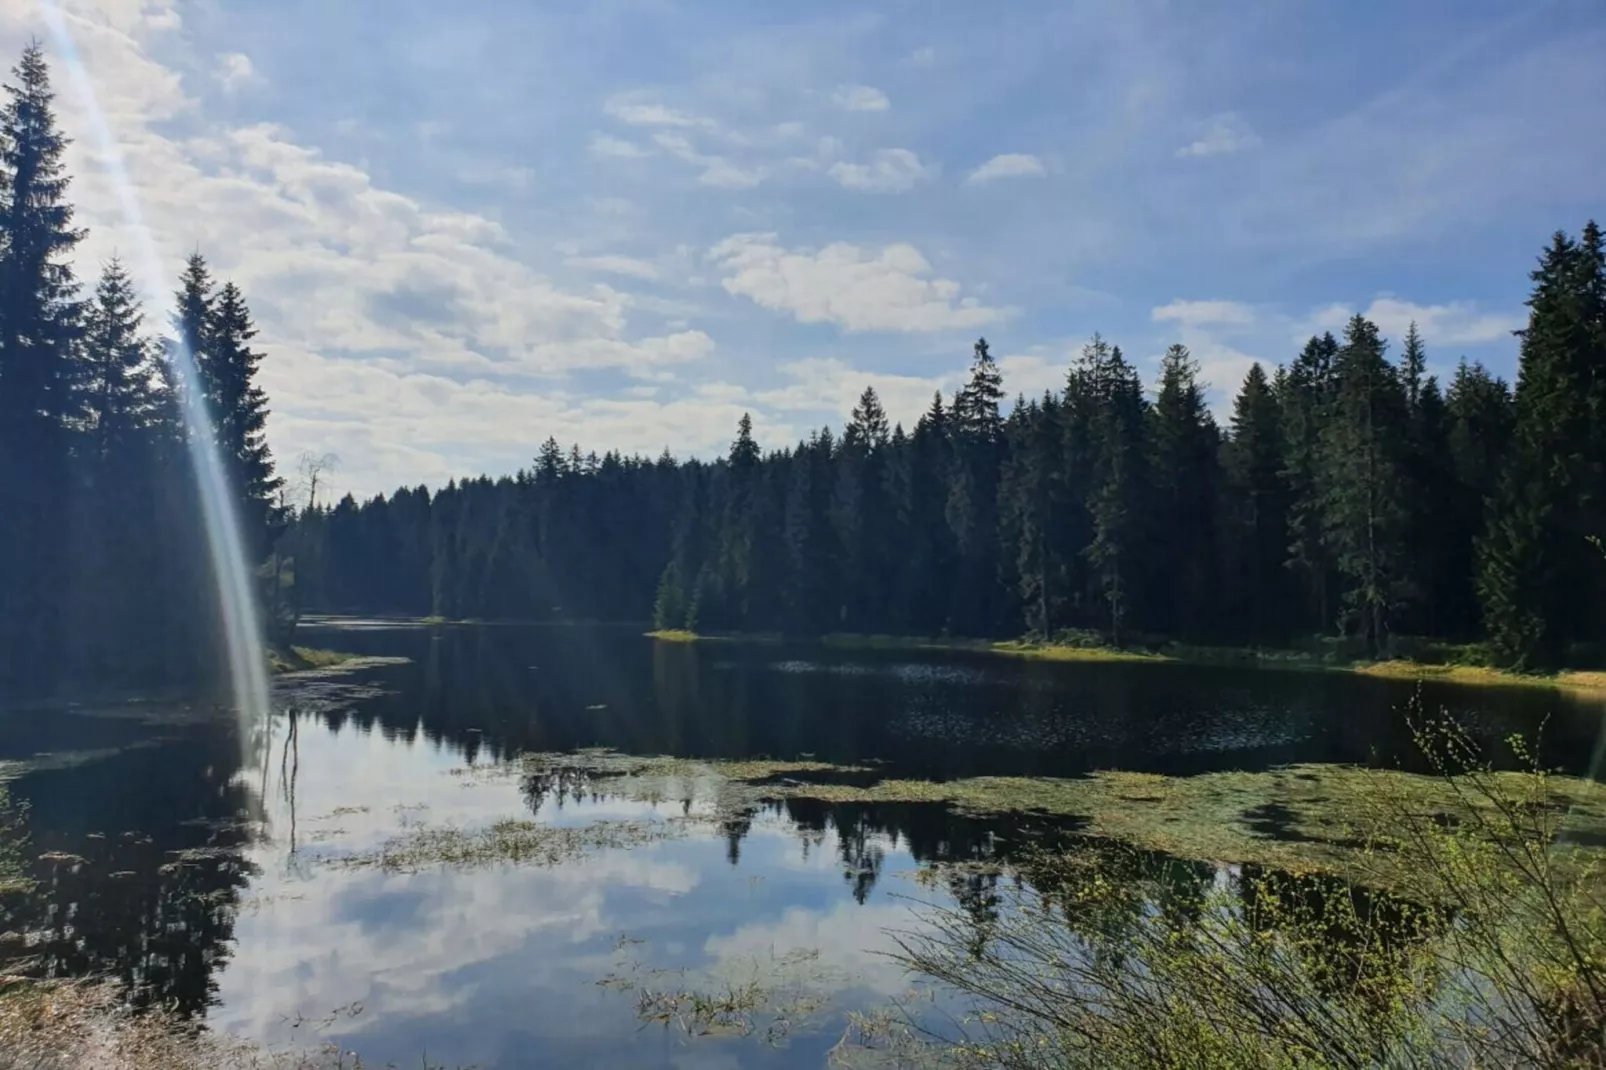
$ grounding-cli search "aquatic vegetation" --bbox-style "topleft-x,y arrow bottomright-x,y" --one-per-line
327,815 -> 683,873
890,715 -> 1606,1069
509,746 -> 1606,891
265,646 -> 363,675
601,943 -> 848,1045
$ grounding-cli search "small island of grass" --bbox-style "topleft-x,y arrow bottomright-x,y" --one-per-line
265,645 -> 359,675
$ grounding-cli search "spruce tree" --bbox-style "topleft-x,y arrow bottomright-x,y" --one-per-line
208,280 -> 283,561
1000,394 -> 1067,636
80,259 -> 157,462
1078,337 -> 1149,644
1281,333 -> 1339,632
1319,315 -> 1411,655
1478,223 -> 1606,667
945,339 -> 1006,633
1224,363 -> 1289,640
903,393 -> 954,632
1148,344 -> 1221,637
0,43 -> 85,688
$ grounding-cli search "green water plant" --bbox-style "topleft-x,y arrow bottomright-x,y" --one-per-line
888,711 -> 1606,1069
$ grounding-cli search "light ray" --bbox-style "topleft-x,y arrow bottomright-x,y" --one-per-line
39,1 -> 271,762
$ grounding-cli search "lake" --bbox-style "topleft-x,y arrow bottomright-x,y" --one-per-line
0,620 -> 1600,1068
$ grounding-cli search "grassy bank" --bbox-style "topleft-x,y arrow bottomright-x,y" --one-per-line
646,628 -> 1606,693
264,646 -> 358,675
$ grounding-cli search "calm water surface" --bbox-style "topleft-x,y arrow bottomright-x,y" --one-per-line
0,621 -> 1601,1067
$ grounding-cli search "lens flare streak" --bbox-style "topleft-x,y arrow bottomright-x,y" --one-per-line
40,1 -> 271,753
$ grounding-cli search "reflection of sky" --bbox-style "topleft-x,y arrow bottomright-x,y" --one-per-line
210,715 -> 932,1068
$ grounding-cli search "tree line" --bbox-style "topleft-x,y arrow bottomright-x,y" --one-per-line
298,219 -> 1605,671
1,43 -> 1598,684
0,45 -> 282,697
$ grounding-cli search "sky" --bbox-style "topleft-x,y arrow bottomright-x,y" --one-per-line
1,0 -> 1602,499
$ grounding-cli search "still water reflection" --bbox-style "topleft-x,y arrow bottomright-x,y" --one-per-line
0,621 -> 1598,1067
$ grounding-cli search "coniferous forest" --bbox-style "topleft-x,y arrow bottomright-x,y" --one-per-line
0,45 -> 282,697
296,222 -> 1606,673
1,42 -> 1603,694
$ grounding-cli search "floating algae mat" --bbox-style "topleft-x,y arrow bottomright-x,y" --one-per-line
501,748 -> 1606,888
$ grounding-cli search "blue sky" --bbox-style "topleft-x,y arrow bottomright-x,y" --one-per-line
5,0 -> 1603,497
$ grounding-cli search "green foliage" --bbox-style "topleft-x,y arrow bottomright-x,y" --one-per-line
1319,315 -> 1413,656
893,711 -> 1606,1069
1479,223 -> 1606,669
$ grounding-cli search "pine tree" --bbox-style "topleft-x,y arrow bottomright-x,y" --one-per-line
1320,316 -> 1411,656
901,393 -> 954,632
1224,363 -> 1289,640
0,43 -> 85,688
1478,223 -> 1606,667
1000,394 -> 1067,636
207,280 -> 283,561
1148,344 -> 1221,637
1281,333 -> 1339,632
1078,337 -> 1149,643
945,339 -> 1006,633
80,258 -> 156,462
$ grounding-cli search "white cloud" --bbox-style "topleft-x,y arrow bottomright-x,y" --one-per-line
564,254 -> 660,280
652,132 -> 764,188
1152,300 -> 1257,328
965,153 -> 1046,185
1149,302 -> 1265,409
831,84 -> 890,112
757,358 -> 952,428
1309,297 -> 1521,348
603,93 -> 715,129
907,47 -> 936,67
589,133 -> 651,159
0,3 -> 740,496
708,233 -> 1007,333
997,352 -> 1071,399
215,51 -> 258,93
1176,112 -> 1262,158
827,148 -> 932,193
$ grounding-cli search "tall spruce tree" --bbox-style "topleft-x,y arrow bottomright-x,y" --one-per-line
1282,333 -> 1339,632
945,339 -> 1006,634
0,43 -> 84,687
207,280 -> 283,562
1224,363 -> 1289,640
1000,394 -> 1068,636
1320,315 -> 1411,655
1441,360 -> 1513,637
1479,223 -> 1606,667
1077,336 -> 1149,643
1148,344 -> 1221,637
81,258 -> 156,463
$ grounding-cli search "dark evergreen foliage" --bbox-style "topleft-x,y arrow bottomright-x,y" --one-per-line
0,45 -> 279,697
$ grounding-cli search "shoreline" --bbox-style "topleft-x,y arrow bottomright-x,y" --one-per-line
644,629 -> 1606,694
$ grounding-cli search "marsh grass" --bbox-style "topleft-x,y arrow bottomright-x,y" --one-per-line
327,815 -> 681,873
509,748 -> 1606,892
601,941 -> 851,1046
887,711 -> 1606,1069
